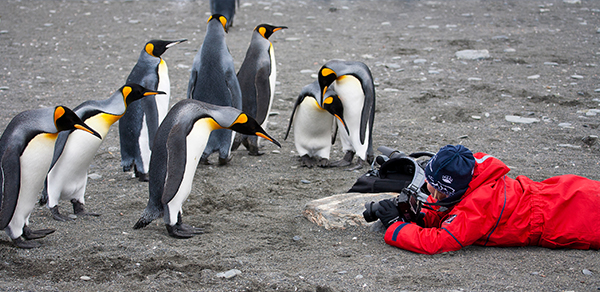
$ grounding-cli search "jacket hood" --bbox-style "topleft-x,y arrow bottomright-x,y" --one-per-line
464,152 -> 511,196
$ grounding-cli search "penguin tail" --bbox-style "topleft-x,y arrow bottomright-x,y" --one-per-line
39,181 -> 49,206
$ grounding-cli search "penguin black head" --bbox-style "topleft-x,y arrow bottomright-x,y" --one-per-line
121,84 -> 166,106
208,14 -> 228,32
318,66 -> 338,101
54,106 -> 102,139
145,39 -> 188,58
255,24 -> 288,40
227,113 -> 281,148
321,93 -> 350,135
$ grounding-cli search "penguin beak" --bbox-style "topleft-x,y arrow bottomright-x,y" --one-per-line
74,123 -> 102,139
166,39 -> 187,48
334,114 -> 350,136
256,132 -> 281,148
144,91 -> 166,96
273,26 -> 288,32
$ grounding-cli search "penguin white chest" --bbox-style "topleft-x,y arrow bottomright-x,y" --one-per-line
156,59 -> 171,122
46,114 -> 112,198
293,98 -> 334,158
167,118 -> 218,219
9,133 -> 58,236
333,76 -> 369,158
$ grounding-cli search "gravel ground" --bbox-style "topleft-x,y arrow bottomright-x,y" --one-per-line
0,0 -> 599,291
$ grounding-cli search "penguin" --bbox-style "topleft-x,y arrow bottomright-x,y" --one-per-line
317,60 -> 376,170
40,84 -> 165,222
188,14 -> 242,165
232,24 -> 287,156
0,106 -> 100,248
210,0 -> 238,30
119,39 -> 187,181
133,99 -> 280,238
284,81 -> 346,168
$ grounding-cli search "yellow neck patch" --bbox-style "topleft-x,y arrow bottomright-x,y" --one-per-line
54,106 -> 65,123
258,26 -> 267,38
233,113 -> 248,125
145,43 -> 155,57
320,68 -> 336,78
122,86 -> 132,104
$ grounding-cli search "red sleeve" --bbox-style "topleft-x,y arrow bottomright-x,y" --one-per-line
384,189 -> 500,255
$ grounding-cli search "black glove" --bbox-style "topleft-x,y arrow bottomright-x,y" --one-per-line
375,199 -> 401,228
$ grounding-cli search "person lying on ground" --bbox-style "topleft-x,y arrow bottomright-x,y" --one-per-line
375,144 -> 600,255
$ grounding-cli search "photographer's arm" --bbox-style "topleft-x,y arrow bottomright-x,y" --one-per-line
383,206 -> 494,255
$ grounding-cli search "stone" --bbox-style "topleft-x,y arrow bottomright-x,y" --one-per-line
505,115 -> 540,124
455,49 -> 490,60
216,269 -> 242,279
303,192 -> 397,230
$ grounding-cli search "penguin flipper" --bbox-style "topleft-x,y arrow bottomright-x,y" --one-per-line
160,123 -> 188,205
0,146 -> 22,229
253,64 -> 272,124
284,93 -> 307,140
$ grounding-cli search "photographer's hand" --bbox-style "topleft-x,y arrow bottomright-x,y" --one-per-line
375,199 -> 401,228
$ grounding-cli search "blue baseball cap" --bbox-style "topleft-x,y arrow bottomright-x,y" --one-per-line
425,145 -> 475,202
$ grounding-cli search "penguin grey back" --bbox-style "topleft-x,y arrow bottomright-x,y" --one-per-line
210,0 -> 238,29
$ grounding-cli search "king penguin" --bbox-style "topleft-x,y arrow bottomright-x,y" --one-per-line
188,14 -> 242,165
0,106 -> 100,248
41,84 -> 165,222
232,24 -> 287,156
119,39 -> 187,181
133,99 -> 280,238
284,81 -> 346,168
210,0 -> 238,30
317,60 -> 376,170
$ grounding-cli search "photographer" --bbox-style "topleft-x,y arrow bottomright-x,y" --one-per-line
376,144 -> 600,255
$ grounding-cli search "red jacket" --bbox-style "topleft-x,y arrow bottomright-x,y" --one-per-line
384,152 -> 600,255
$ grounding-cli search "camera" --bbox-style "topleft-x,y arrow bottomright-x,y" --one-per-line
362,186 -> 422,223
362,146 -> 433,224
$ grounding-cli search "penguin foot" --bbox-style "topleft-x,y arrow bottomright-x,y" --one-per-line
166,223 -> 203,239
12,237 -> 42,249
50,206 -> 74,222
22,226 -> 55,240
316,158 -> 330,168
71,199 -> 101,217
346,157 -> 367,171
218,154 -> 233,166
300,155 -> 317,168
133,217 -> 152,229
329,151 -> 355,168
136,172 -> 149,182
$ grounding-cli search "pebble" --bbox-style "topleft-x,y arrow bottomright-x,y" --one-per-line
80,276 -> 91,281
285,37 -> 300,41
504,48 -> 516,53
544,62 -> 559,66
300,69 -> 313,74
505,115 -> 540,124
527,75 -> 540,80
582,269 -> 593,275
468,77 -> 482,81
301,179 -> 311,184
271,150 -> 280,154
0,86 -> 9,91
455,49 -> 490,60
216,269 -> 241,279
558,122 -> 572,128
87,173 -> 102,180
413,59 -> 427,64
293,236 -> 302,241
571,75 -> 584,79
557,144 -> 581,149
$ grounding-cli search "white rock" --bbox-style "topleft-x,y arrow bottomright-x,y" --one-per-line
505,115 -> 540,124
87,173 -> 102,180
527,75 -> 540,79
455,49 -> 490,60
413,59 -> 427,64
216,269 -> 242,279
80,276 -> 91,281
571,75 -> 584,79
